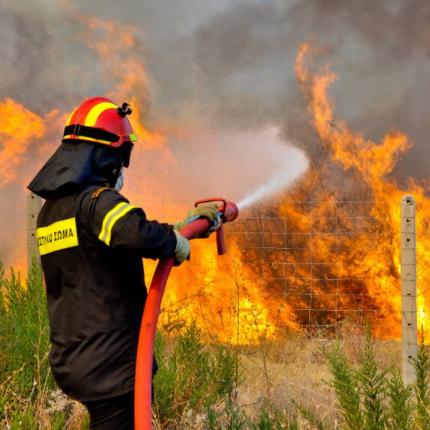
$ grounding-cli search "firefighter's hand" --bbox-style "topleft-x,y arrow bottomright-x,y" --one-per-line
174,204 -> 220,235
173,231 -> 190,265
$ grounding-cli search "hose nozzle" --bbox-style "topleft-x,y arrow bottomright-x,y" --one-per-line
194,198 -> 239,223
223,201 -> 239,223
194,198 -> 239,255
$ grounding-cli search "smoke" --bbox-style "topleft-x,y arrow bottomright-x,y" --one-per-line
0,0 -> 429,264
126,127 -> 308,212
1,1 -> 428,151
2,1 -> 429,175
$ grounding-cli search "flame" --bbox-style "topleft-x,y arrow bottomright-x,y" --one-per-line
145,238 -> 298,344
157,43 -> 429,342
79,15 -> 168,153
267,43 -> 430,338
0,99 -> 65,270
3,12 -> 430,343
0,99 -> 46,186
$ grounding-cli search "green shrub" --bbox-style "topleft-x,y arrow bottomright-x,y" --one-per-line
153,323 -> 238,426
327,342 -> 363,429
5,260 -> 430,430
324,330 -> 430,430
0,261 -> 83,428
386,366 -> 412,430
207,398 -> 300,430
357,329 -> 386,429
412,342 -> 430,429
223,396 -> 248,430
251,401 -> 299,430
0,260 -> 53,420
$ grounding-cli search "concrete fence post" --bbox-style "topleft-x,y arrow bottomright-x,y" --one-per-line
401,195 -> 418,385
27,192 -> 42,272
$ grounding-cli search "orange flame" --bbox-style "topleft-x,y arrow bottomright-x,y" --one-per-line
145,239 -> 298,344
79,15 -> 168,152
0,99 -> 46,186
280,43 -> 430,337
3,15 -> 430,343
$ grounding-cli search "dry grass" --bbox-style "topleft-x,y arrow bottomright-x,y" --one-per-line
1,260 -> 405,428
1,326 -> 403,429
235,331 -> 401,427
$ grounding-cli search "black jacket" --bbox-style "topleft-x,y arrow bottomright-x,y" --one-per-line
36,185 -> 176,401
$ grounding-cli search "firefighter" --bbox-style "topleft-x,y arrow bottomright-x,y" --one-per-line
28,97 -> 218,429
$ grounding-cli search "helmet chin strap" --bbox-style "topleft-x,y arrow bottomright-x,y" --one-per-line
114,166 -> 125,192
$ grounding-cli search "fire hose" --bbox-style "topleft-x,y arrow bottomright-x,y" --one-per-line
134,198 -> 239,430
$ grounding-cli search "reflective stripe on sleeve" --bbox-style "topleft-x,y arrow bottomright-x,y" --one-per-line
98,202 -> 137,246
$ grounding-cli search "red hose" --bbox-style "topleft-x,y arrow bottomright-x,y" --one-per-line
134,218 -> 212,430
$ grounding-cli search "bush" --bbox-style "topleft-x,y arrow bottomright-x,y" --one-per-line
386,366 -> 413,430
4,260 -> 430,429
154,323 -> 303,428
327,342 -> 363,429
207,398 -> 300,430
0,260 -> 53,423
0,260 -> 84,429
153,323 -> 238,426
325,328 -> 430,430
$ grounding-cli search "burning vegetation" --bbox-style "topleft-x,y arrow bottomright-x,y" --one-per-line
0,14 -> 429,343
156,44 -> 430,342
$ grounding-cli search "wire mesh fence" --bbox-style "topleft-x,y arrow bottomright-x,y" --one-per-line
226,204 -> 391,338
134,198 -> 408,343
8,194 -> 421,343
2,192 -> 423,425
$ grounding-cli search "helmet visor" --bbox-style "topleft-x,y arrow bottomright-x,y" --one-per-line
121,141 -> 134,167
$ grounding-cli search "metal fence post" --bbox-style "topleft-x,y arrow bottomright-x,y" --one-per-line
27,192 -> 42,272
401,195 -> 418,385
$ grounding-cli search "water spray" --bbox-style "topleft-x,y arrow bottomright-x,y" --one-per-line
134,198 -> 239,430
237,163 -> 308,210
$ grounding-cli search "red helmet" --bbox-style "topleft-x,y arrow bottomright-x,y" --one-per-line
63,96 -> 137,148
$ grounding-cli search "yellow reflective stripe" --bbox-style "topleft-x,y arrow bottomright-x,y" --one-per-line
37,218 -> 79,256
129,133 -> 137,142
98,202 -> 128,244
65,108 -> 77,126
98,202 -> 136,246
63,135 -> 113,146
85,102 -> 118,127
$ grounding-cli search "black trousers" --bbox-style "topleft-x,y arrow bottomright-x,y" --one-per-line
83,391 -> 134,430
